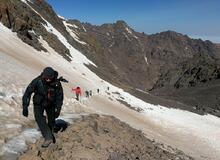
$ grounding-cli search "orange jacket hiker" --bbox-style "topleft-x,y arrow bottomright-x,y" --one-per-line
72,87 -> 82,101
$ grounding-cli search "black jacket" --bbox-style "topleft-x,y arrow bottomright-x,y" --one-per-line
22,75 -> 63,113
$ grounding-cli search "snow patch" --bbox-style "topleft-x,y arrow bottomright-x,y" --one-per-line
135,88 -> 149,94
5,124 -> 22,129
63,21 -> 87,45
101,83 -> 220,159
123,32 -> 131,41
59,113 -> 88,124
109,42 -> 115,48
82,25 -> 87,32
125,27 -> 132,34
144,56 -> 149,65
42,20 -> 95,65
109,61 -> 118,70
125,27 -> 138,39
19,0 -> 32,4
20,0 -> 28,4
65,22 -> 78,29
27,29 -> 36,35
2,129 -> 41,155
58,15 -> 66,20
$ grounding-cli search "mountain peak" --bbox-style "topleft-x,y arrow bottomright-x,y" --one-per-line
114,20 -> 128,28
115,20 -> 127,25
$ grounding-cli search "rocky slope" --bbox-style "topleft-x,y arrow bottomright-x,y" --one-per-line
0,0 -> 76,61
18,114 -> 192,160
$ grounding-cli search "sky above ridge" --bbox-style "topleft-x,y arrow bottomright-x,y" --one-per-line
46,0 -> 220,43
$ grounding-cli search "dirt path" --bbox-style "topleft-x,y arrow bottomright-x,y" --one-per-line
86,95 -> 220,160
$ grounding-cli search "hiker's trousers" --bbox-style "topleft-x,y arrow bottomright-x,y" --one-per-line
34,104 -> 55,140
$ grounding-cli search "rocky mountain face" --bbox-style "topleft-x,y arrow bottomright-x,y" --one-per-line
1,0 -> 220,115
145,33 -> 220,115
69,20 -> 152,89
0,0 -> 76,61
67,20 -> 220,90
149,31 -> 220,89
66,19 -> 220,116
18,114 -> 192,160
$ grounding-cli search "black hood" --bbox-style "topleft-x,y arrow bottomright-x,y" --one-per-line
42,67 -> 55,79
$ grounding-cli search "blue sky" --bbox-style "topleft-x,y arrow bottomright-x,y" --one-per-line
47,0 -> 220,43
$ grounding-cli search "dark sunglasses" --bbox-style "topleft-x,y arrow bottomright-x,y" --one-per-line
42,76 -> 53,81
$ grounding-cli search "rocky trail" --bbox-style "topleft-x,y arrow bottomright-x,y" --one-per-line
18,114 -> 192,160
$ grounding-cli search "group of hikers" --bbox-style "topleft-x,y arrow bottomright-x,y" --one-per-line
22,67 -> 105,148
72,87 -> 94,101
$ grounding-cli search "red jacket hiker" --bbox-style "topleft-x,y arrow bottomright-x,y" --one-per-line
72,87 -> 82,101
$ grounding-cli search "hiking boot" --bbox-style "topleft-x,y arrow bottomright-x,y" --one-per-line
41,139 -> 53,148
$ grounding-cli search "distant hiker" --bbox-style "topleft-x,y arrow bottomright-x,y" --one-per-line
107,86 -> 110,91
72,86 -> 82,101
85,90 -> 89,98
97,88 -> 100,93
22,67 -> 66,148
89,90 -> 92,96
54,119 -> 69,133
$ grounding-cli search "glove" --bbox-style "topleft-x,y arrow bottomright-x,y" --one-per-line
22,108 -> 28,117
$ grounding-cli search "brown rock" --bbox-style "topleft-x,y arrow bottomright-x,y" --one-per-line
19,114 -> 193,160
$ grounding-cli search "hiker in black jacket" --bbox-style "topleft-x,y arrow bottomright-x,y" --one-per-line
22,67 -> 64,148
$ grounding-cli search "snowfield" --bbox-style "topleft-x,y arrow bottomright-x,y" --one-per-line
0,11 -> 220,160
